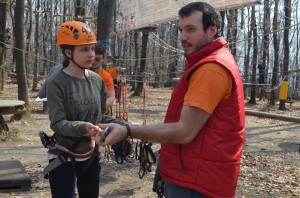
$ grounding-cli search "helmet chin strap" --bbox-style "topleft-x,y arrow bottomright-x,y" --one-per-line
70,49 -> 86,70
69,57 -> 86,70
62,49 -> 88,79
69,57 -> 89,80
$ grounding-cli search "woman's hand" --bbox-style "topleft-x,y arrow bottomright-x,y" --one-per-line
86,122 -> 102,139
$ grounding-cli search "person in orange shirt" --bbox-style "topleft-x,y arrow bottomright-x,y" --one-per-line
90,42 -> 115,109
105,55 -> 121,102
105,55 -> 118,84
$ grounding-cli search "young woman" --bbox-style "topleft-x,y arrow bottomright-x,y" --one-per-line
46,21 -> 105,198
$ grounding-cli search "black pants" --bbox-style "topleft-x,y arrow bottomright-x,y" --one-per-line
259,75 -> 265,84
164,181 -> 208,198
49,157 -> 100,198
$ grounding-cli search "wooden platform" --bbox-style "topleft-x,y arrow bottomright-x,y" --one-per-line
0,100 -> 24,108
0,160 -> 31,192
0,100 -> 26,131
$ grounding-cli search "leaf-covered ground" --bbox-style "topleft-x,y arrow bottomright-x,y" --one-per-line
0,83 -> 299,197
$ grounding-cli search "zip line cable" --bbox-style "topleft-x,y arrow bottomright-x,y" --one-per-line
2,15 -> 300,75
0,40 -> 60,65
3,7 -> 300,62
1,27 -> 299,70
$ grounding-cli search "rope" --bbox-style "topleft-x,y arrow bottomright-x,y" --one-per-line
115,74 -> 128,121
55,144 -> 95,158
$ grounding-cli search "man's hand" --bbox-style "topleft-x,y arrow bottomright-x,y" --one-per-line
95,123 -> 127,146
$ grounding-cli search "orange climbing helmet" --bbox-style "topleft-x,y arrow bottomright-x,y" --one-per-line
56,21 -> 97,46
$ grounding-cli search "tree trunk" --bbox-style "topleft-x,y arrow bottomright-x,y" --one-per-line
294,0 -> 300,100
152,33 -> 158,88
97,0 -> 116,44
270,0 -> 279,106
168,23 -> 178,82
158,26 -> 166,88
248,6 -> 258,104
25,0 -> 32,81
227,10 -> 238,58
278,0 -> 291,110
128,31 -> 133,89
131,31 -> 139,91
42,1 -> 50,90
133,32 -> 148,96
10,0 -> 16,73
75,0 -> 85,22
14,0 -> 29,117
260,0 -> 270,101
32,0 -> 40,93
25,0 -> 34,90
244,7 -> 251,100
0,0 -> 8,92
219,11 -> 225,36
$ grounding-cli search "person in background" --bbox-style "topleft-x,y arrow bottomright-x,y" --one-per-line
38,64 -> 63,99
45,21 -> 104,198
105,55 -> 118,85
90,42 -> 115,110
105,56 -> 120,101
257,59 -> 266,84
96,2 -> 245,198
38,64 -> 63,113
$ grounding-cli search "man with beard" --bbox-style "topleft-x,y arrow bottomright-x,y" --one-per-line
97,2 -> 245,198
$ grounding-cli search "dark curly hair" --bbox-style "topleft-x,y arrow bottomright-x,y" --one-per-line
95,42 -> 107,55
179,2 -> 221,38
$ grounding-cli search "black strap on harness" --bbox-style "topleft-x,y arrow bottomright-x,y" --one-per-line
111,137 -> 134,164
101,116 -> 134,164
136,140 -> 156,179
152,152 -> 165,198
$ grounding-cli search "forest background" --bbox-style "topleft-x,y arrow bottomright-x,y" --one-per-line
0,0 -> 299,113
0,1 -> 300,197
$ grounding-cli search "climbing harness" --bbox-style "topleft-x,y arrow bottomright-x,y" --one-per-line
39,131 -> 95,158
38,131 -> 98,178
136,140 -> 156,179
111,137 -> 134,164
101,114 -> 134,164
134,75 -> 157,178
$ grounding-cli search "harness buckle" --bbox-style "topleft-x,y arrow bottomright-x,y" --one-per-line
38,131 -> 56,149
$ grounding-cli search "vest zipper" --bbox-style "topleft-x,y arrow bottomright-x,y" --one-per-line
179,145 -> 186,173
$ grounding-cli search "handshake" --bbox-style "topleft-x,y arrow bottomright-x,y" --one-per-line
86,122 -> 131,146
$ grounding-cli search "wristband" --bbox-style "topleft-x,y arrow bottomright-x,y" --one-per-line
125,124 -> 131,138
